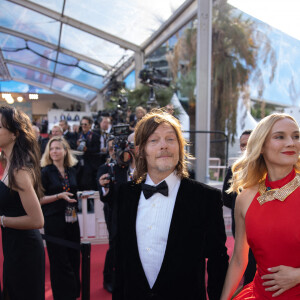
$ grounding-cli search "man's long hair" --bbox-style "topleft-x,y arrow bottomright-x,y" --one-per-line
134,109 -> 190,183
0,106 -> 44,198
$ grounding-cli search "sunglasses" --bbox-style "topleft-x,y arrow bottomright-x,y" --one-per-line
81,123 -> 89,126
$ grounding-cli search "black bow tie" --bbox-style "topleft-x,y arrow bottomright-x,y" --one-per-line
141,180 -> 169,199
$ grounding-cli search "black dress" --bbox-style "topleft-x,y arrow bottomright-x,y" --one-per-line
41,165 -> 80,300
0,181 -> 45,300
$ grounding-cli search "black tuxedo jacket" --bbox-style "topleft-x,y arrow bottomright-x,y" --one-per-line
222,167 -> 237,236
97,163 -> 129,207
113,177 -> 229,300
97,163 -> 128,238
63,131 -> 77,150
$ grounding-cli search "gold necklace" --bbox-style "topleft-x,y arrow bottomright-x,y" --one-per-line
257,174 -> 300,205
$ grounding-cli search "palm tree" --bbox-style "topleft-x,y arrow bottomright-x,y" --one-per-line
166,0 -> 276,160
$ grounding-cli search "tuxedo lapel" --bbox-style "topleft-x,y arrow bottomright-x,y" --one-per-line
127,183 -> 151,289
152,179 -> 188,289
128,183 -> 141,240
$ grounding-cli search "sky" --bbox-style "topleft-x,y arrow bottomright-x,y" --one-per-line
228,0 -> 300,41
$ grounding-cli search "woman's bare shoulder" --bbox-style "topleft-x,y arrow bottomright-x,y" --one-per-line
236,185 -> 259,217
13,168 -> 34,189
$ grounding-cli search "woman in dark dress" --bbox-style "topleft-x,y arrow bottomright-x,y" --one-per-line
0,106 -> 45,299
40,136 -> 80,300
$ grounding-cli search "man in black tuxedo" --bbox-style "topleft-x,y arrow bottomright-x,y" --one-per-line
113,110 -> 229,300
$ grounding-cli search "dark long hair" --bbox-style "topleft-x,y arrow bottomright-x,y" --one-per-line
0,106 -> 43,198
134,109 -> 190,183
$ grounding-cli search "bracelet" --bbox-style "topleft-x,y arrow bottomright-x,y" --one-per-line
1,215 -> 5,228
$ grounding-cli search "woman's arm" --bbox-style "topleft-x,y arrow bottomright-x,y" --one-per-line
2,169 -> 44,230
40,192 -> 76,205
220,188 -> 256,300
40,167 -> 77,205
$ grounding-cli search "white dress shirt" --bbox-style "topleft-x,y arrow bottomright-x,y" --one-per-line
100,131 -> 108,152
136,172 -> 181,288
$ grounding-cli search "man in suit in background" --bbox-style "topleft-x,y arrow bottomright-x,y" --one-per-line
99,116 -> 111,165
59,120 -> 77,150
77,116 -> 100,190
222,130 -> 256,286
113,110 -> 229,300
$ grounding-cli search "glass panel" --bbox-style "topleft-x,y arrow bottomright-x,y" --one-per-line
64,0 -> 187,45
7,64 -> 52,87
3,42 -> 56,73
61,24 -> 133,66
56,51 -> 77,65
248,24 -> 300,106
0,81 -> 51,94
228,0 -> 300,41
78,61 -> 106,77
0,1 -> 60,45
124,70 -> 136,90
55,53 -> 105,88
28,0 -> 64,13
0,32 -> 26,49
55,63 -> 104,89
52,78 -> 97,101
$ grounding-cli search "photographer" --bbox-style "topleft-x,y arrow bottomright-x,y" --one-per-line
77,116 -> 101,191
97,129 -> 135,293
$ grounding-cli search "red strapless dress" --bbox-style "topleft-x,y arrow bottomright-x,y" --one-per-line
234,169 -> 300,299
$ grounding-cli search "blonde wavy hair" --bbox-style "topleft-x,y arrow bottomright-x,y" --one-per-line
229,113 -> 300,194
134,109 -> 191,183
41,136 -> 78,168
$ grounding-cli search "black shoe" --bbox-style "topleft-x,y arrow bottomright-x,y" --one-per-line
103,281 -> 113,293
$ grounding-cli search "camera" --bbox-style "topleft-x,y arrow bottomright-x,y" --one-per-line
139,67 -> 172,111
139,68 -> 171,87
110,124 -> 133,167
104,76 -> 128,124
104,163 -> 115,188
77,139 -> 86,151
104,174 -> 111,180
103,174 -> 111,188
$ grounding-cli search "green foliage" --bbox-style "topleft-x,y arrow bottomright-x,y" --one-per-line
177,68 -> 196,104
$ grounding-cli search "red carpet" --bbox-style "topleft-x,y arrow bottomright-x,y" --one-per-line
45,244 -> 111,300
52,236 -> 234,300
0,237 -> 234,299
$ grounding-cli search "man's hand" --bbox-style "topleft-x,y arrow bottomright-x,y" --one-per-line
262,265 -> 300,297
99,173 -> 111,188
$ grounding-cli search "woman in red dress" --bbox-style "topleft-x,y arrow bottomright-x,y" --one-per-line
221,113 -> 300,299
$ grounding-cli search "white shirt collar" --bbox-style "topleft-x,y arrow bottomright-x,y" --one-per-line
145,171 -> 179,192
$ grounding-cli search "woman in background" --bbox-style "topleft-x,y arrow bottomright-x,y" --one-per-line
0,106 -> 45,299
41,136 -> 80,300
221,113 -> 300,299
